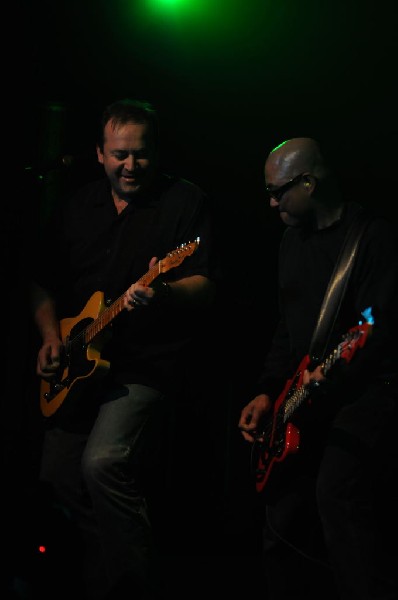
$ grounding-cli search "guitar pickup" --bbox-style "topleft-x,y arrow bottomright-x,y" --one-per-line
44,382 -> 66,400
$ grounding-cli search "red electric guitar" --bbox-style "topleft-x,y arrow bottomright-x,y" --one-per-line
254,309 -> 373,493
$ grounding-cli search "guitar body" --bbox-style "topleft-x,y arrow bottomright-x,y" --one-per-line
40,291 -> 111,417
255,356 -> 309,493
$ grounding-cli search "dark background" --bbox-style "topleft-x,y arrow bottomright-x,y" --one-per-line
20,0 -> 398,204
5,0 -> 398,596
16,0 -> 398,305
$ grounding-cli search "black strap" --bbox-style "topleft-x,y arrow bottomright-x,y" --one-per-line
309,209 -> 372,364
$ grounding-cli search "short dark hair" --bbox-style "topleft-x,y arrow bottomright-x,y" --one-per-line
98,98 -> 159,150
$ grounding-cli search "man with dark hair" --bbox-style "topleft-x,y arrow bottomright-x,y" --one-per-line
31,98 -> 218,599
239,137 -> 397,599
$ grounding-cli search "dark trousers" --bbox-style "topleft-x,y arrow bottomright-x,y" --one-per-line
262,383 -> 398,600
40,383 -> 170,599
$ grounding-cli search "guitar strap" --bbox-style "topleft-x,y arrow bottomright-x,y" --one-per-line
308,207 -> 373,365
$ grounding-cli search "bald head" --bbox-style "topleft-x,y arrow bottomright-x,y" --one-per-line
264,137 -> 343,229
266,137 -> 329,181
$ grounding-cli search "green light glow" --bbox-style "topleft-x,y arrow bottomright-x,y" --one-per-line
145,0 -> 212,20
116,0 -> 282,81
122,0 -> 257,40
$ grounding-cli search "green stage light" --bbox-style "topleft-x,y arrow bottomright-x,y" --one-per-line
127,0 -> 252,38
145,0 -> 210,19
117,1 -> 279,68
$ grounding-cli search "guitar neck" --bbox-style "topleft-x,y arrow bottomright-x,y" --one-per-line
282,322 -> 370,421
79,238 -> 199,346
84,261 -> 163,344
282,343 -> 345,421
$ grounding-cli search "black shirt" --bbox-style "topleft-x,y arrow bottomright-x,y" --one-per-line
257,201 -> 398,402
33,173 -> 217,393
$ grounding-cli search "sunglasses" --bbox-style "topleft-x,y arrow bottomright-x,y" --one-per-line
266,172 -> 305,201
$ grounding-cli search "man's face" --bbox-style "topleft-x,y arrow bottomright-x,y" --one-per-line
265,163 -> 312,227
97,120 -> 157,200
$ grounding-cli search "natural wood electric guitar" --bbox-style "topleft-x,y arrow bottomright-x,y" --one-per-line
254,309 -> 373,493
40,239 -> 199,417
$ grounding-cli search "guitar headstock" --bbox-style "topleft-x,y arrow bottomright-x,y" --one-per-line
339,308 -> 373,363
160,238 -> 200,273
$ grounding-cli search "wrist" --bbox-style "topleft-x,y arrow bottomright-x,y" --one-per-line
152,280 -> 172,305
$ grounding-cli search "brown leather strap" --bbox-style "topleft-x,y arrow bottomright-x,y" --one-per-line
309,209 -> 372,364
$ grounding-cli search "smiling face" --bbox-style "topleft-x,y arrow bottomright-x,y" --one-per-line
97,119 -> 157,201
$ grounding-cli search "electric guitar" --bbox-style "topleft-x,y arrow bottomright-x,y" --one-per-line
40,239 -> 200,417
254,308 -> 374,493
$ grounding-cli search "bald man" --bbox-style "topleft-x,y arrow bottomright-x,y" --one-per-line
239,138 -> 398,599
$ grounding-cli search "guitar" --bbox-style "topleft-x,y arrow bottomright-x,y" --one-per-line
254,308 -> 374,493
40,239 -> 200,417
